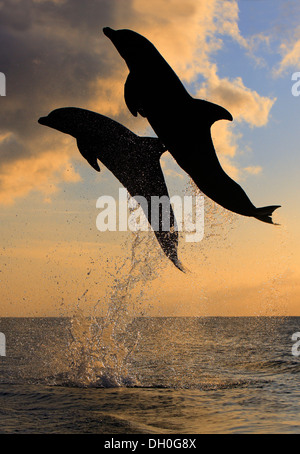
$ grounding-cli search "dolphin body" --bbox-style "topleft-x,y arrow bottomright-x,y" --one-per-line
38,107 -> 184,271
103,27 -> 280,225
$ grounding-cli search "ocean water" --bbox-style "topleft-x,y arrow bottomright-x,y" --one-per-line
0,316 -> 300,434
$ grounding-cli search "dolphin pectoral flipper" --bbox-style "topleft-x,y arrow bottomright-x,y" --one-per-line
77,138 -> 101,172
125,73 -> 143,117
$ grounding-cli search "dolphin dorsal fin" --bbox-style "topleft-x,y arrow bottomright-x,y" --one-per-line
194,99 -> 233,126
140,137 -> 167,157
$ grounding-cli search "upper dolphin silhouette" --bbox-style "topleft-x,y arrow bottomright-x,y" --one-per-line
38,107 -> 185,271
103,27 -> 280,225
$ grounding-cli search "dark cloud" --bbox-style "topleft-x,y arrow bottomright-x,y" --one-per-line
0,0 -> 115,33
36,0 -> 115,33
0,0 -> 34,31
0,133 -> 27,163
0,0 -> 133,168
0,0 -> 269,203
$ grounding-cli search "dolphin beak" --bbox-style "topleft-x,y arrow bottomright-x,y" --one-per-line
103,27 -> 115,39
38,116 -> 48,126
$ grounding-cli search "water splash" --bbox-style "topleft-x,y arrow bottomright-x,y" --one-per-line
53,202 -> 166,387
42,181 -> 288,388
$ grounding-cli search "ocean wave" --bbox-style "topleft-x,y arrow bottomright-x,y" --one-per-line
40,371 -> 267,391
242,359 -> 300,374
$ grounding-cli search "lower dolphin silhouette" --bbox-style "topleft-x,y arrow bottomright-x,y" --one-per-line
38,107 -> 185,271
103,27 -> 281,225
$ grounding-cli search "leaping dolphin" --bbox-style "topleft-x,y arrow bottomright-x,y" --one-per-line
103,27 -> 280,225
38,107 -> 185,271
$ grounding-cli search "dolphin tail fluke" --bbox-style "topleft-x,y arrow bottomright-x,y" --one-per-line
153,230 -> 185,272
254,205 -> 281,225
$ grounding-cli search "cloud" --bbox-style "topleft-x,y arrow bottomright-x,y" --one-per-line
244,165 -> 262,176
0,0 -> 121,203
160,153 -> 185,180
268,2 -> 300,77
0,148 -> 81,205
0,0 -> 275,203
274,30 -> 300,76
198,68 -> 276,127
196,66 -> 275,180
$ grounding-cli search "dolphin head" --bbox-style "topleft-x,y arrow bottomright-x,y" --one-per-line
38,108 -> 79,136
38,108 -> 101,171
103,27 -> 155,69
38,107 -> 94,138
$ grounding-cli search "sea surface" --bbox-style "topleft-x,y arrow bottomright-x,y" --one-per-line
0,316 -> 300,434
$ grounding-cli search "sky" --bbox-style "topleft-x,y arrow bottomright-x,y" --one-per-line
0,0 -> 299,316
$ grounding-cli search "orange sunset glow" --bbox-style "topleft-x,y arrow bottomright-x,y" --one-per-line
0,0 -> 299,317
